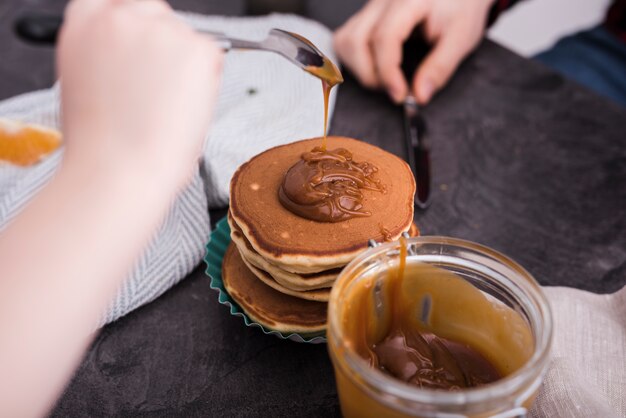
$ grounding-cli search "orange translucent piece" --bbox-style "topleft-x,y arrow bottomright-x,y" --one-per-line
0,119 -> 62,166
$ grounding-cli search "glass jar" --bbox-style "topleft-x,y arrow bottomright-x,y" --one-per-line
328,236 -> 552,418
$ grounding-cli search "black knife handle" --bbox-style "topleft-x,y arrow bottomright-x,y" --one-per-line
14,13 -> 62,46
404,98 -> 431,209
401,30 -> 432,209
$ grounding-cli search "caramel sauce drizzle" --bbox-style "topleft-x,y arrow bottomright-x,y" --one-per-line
279,147 -> 386,222
305,55 -> 343,151
322,81 -> 331,151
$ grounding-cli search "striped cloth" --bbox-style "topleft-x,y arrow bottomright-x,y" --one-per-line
0,12 -> 337,325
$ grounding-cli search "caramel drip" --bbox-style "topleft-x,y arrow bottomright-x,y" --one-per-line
305,55 -> 343,151
378,223 -> 393,242
305,55 -> 343,88
322,81 -> 331,151
278,147 -> 386,223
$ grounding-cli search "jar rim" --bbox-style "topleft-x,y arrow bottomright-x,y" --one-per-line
328,235 -> 553,408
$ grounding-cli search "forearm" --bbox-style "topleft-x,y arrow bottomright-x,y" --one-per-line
0,154 -> 181,416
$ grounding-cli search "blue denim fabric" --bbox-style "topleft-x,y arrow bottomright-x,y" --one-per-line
535,26 -> 626,107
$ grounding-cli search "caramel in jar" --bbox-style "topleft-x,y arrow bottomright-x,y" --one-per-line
328,238 -> 552,418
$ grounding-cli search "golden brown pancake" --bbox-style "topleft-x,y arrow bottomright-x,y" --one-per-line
230,136 -> 415,273
235,235 -> 338,292
228,212 -> 338,291
221,243 -> 327,334
229,211 -> 418,292
239,252 -> 331,302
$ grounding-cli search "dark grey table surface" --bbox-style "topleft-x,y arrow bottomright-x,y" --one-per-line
1,0 -> 625,416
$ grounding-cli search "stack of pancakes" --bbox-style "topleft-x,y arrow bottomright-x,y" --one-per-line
222,136 -> 417,336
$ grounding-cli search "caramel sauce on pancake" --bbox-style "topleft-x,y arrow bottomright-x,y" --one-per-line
279,147 -> 386,222
230,137 -> 415,267
378,223 -> 393,242
342,238 -> 534,390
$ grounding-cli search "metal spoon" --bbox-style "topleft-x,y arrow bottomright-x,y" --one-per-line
200,28 -> 343,85
14,13 -> 342,85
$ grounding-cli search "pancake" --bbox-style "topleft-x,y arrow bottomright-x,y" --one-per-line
230,136 -> 415,273
228,212 -> 338,291
234,233 -> 338,292
230,211 -> 419,292
239,252 -> 331,302
221,243 -> 327,334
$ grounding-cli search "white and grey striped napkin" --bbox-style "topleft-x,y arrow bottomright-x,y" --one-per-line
0,12 -> 338,325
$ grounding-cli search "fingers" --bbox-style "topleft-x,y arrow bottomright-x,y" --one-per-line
336,0 -> 491,105
412,22 -> 482,104
334,0 -> 387,89
370,0 -> 427,103
336,0 -> 429,103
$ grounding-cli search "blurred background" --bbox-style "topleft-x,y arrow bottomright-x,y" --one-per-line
0,0 -> 614,100
489,0 -> 612,55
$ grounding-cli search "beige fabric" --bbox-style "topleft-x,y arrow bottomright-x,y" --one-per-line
531,285 -> 626,417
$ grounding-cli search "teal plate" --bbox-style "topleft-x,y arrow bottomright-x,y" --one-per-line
204,216 -> 327,344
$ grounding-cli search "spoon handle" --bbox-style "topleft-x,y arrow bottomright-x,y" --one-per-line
13,14 -> 264,53
195,29 -> 261,51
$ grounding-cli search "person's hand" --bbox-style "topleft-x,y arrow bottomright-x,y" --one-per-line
0,3 -> 223,415
334,0 -> 494,104
58,0 -> 223,189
